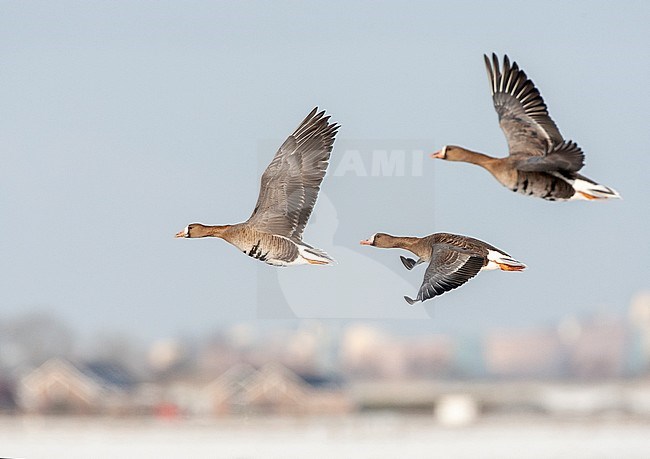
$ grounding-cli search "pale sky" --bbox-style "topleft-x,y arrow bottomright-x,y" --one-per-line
1,1 -> 648,341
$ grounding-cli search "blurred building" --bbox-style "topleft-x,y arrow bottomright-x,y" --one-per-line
160,362 -> 351,417
400,335 -> 455,379
629,291 -> 650,374
340,324 -> 454,379
565,316 -> 628,379
340,324 -> 393,378
17,358 -> 137,415
195,322 -> 340,380
0,378 -> 17,413
238,363 -> 312,415
202,363 -> 258,415
484,328 -> 561,378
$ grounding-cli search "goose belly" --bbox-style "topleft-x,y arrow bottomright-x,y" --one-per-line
510,171 -> 575,201
234,234 -> 301,266
258,243 -> 334,266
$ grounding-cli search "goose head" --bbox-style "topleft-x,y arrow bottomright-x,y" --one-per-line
176,223 -> 200,238
360,233 -> 394,248
431,145 -> 466,160
175,223 -> 230,238
431,145 -> 490,164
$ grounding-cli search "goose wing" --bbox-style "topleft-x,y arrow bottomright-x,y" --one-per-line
484,53 -> 564,158
404,244 -> 484,304
247,108 -> 339,240
513,140 -> 584,172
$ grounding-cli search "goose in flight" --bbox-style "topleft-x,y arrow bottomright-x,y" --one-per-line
431,53 -> 620,201
176,108 -> 339,266
360,232 -> 525,304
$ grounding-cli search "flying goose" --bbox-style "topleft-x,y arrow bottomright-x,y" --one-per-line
176,108 -> 339,266
360,232 -> 525,304
431,53 -> 620,201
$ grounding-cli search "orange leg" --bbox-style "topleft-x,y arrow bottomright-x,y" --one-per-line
307,258 -> 329,265
498,263 -> 525,272
578,191 -> 600,200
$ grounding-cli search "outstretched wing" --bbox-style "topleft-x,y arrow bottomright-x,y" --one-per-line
405,244 -> 484,304
484,53 -> 564,157
247,108 -> 339,240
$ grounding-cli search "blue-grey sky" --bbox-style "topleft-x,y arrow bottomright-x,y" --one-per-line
1,1 -> 648,341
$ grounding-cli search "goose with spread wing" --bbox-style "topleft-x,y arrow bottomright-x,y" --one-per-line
360,232 -> 525,304
176,107 -> 339,266
431,54 -> 620,201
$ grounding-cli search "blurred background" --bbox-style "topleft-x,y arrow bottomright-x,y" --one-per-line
1,1 -> 649,457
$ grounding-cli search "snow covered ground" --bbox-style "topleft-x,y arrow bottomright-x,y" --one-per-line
1,415 -> 649,459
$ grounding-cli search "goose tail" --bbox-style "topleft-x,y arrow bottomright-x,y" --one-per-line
485,250 -> 527,272
570,175 -> 621,201
298,244 -> 336,266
